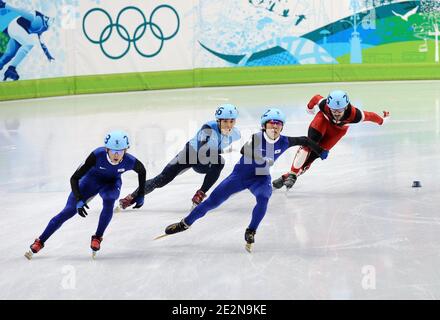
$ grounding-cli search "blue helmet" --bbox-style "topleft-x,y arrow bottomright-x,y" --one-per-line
327,90 -> 350,110
104,130 -> 130,150
260,108 -> 286,126
215,104 -> 238,120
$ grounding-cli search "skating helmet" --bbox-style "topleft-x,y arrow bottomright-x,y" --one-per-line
104,130 -> 130,150
215,104 -> 238,120
260,108 -> 286,126
327,90 -> 350,110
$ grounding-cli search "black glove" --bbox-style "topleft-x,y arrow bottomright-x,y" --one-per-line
0,1 -> 6,9
76,200 -> 89,218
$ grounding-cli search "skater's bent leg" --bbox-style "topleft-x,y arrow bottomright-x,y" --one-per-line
301,152 -> 319,173
0,40 -> 20,67
95,199 -> 115,237
39,193 -> 78,243
185,174 -> 245,225
142,161 -> 191,195
248,196 -> 270,230
39,178 -> 100,242
289,146 -> 311,175
96,183 -> 121,237
9,44 -> 33,68
248,181 -> 272,231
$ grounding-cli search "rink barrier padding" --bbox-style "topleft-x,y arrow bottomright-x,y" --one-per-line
0,63 -> 439,101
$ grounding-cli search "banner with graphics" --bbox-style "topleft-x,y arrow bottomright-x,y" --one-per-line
197,0 -> 440,67
0,0 -> 439,82
0,0 -> 193,81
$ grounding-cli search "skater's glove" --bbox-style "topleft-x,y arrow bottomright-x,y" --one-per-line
76,200 -> 89,217
381,110 -> 390,125
0,1 -> 5,9
306,105 -> 316,115
133,195 -> 144,209
320,150 -> 329,160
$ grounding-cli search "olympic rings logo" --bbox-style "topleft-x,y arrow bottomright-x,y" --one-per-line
82,5 -> 180,60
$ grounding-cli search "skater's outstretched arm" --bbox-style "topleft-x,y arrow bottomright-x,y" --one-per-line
307,94 -> 326,114
353,108 -> 390,125
38,36 -> 55,61
287,136 -> 328,160
70,152 -> 96,202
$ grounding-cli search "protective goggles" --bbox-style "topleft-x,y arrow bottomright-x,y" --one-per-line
330,107 -> 347,113
108,149 -> 125,155
266,120 -> 283,126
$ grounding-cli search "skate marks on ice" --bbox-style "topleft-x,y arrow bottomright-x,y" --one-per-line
352,198 -> 440,225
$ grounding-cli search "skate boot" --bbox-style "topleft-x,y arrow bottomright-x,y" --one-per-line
272,174 -> 288,189
119,193 -> 135,210
284,173 -> 297,190
91,235 -> 102,251
191,189 -> 206,209
244,228 -> 256,253
165,219 -> 189,235
25,238 -> 45,260
90,235 -> 103,259
3,66 -> 19,81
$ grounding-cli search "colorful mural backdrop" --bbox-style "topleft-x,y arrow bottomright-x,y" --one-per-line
0,0 -> 439,82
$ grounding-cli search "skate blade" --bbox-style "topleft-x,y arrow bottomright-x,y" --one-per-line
190,203 -> 197,211
154,234 -> 170,240
114,205 -> 122,213
92,251 -> 97,259
245,243 -> 253,253
24,251 -> 33,260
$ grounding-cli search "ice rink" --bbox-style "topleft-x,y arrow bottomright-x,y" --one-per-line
1,80 -> 440,300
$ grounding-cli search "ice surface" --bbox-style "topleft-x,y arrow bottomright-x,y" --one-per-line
1,81 -> 440,299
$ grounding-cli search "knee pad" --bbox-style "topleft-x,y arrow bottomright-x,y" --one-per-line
292,146 -> 310,171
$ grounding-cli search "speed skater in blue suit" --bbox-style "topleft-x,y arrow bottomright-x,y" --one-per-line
25,130 -> 146,259
161,108 -> 329,252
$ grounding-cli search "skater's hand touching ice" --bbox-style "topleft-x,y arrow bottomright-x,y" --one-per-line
77,200 -> 89,217
133,195 -> 144,209
320,150 -> 329,160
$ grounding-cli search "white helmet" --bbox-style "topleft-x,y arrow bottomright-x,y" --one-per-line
327,90 -> 350,110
